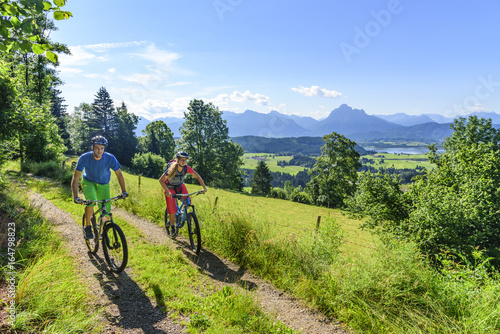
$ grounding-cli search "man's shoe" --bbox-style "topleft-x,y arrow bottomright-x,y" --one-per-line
84,225 -> 94,240
171,225 -> 177,237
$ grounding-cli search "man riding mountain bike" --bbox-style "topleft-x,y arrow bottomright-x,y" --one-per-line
71,135 -> 128,239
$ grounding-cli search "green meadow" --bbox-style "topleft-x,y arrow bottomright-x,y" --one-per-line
8,160 -> 500,333
242,153 -> 307,175
241,152 -> 433,174
361,153 -> 433,169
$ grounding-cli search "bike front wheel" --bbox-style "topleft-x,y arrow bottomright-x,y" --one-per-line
187,213 -> 201,254
82,213 -> 99,254
102,222 -> 128,273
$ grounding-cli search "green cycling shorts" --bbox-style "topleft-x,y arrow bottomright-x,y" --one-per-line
82,178 -> 111,215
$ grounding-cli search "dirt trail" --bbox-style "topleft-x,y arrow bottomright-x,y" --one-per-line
22,179 -> 349,333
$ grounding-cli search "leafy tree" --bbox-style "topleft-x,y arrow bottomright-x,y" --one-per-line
442,116 -> 500,152
139,120 -> 174,161
307,132 -> 361,208
179,99 -> 244,189
112,102 -> 138,166
213,140 -> 244,190
0,0 -> 72,62
347,172 -> 410,232
407,142 -> 500,262
352,116 -> 500,265
0,59 -> 17,141
251,160 -> 272,196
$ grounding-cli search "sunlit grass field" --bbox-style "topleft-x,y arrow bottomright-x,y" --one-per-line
109,170 -> 375,254
361,153 -> 433,169
10,159 -> 500,334
242,152 -> 433,174
242,153 -> 307,175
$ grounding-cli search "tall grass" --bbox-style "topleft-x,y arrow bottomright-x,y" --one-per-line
21,160 -> 74,186
0,182 -> 101,333
4,164 -> 298,333
9,162 -> 500,333
109,172 -> 500,333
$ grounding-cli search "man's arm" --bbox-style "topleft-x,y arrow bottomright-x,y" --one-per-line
114,169 -> 127,194
71,170 -> 83,199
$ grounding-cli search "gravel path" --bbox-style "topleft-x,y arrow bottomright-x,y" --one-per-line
21,177 -> 350,333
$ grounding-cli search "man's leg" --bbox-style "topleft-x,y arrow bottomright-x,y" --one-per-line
96,183 -> 111,223
82,179 -> 97,226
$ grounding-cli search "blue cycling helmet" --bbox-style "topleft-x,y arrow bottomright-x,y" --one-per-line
91,135 -> 108,147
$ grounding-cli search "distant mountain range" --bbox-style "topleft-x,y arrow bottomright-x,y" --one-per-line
136,104 -> 500,143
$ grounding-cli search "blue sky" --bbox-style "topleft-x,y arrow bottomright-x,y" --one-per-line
51,0 -> 500,121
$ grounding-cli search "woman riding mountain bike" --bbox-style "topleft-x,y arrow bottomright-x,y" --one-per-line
159,151 -> 207,235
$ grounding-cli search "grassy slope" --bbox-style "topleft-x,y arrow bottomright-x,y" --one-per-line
110,170 -> 375,255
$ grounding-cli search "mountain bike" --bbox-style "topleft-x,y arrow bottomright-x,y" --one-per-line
165,191 -> 203,254
81,195 -> 128,273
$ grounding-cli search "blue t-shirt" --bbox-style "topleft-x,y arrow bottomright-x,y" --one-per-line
75,151 -> 121,185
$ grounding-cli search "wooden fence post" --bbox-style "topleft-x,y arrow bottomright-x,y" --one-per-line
212,196 -> 218,213
138,175 -> 141,192
316,216 -> 321,231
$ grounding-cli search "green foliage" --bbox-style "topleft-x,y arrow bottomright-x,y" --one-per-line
347,172 -> 410,233
270,187 -> 287,199
443,116 -> 500,151
0,184 -> 99,332
139,120 -> 174,161
290,190 -> 312,204
251,160 -> 272,196
307,132 -> 361,208
67,102 -> 92,154
407,142 -> 500,262
353,116 -> 500,265
89,86 -> 115,140
20,159 -> 73,185
112,102 -> 138,166
131,152 -> 166,178
180,99 -> 244,190
0,0 -> 72,62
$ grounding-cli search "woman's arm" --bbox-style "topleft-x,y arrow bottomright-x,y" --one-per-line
191,170 -> 208,193
159,173 -> 172,197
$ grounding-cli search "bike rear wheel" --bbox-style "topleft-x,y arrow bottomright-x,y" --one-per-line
187,212 -> 201,254
102,222 -> 128,273
82,213 -> 99,254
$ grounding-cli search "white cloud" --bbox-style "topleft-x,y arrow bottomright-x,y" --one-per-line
126,97 -> 192,120
107,68 -> 116,73
83,41 -> 149,53
466,104 -> 489,112
291,85 -> 342,98
210,90 -> 271,108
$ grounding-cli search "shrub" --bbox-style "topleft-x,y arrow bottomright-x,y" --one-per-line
290,191 -> 312,204
270,187 -> 287,199
131,152 -> 166,178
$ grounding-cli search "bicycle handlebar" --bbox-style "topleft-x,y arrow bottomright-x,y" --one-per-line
171,191 -> 204,199
81,195 -> 124,206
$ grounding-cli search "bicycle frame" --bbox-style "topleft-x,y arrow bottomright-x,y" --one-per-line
171,191 -> 202,226
83,195 -> 122,235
